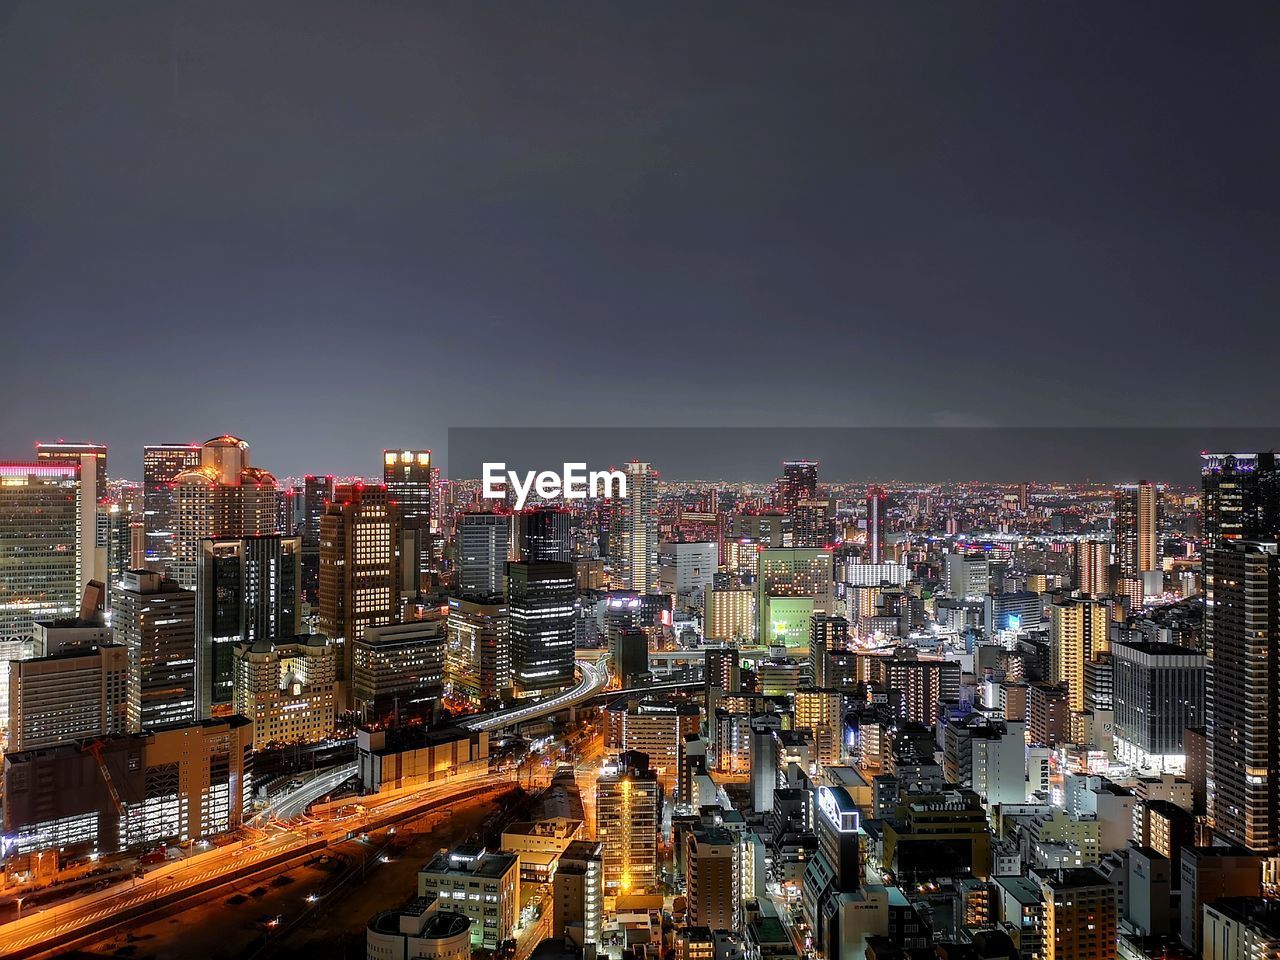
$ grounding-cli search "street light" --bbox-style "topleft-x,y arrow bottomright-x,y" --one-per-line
15,897 -> 23,920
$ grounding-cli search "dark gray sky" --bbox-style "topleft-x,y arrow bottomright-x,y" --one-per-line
2,2 -> 1277,479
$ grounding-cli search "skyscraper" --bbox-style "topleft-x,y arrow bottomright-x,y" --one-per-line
778,460 -> 818,514
171,436 -> 280,590
1050,596 -> 1110,712
8,643 -> 134,751
318,483 -> 402,693
507,559 -> 576,695
1115,482 -> 1162,580
142,443 -> 203,569
384,449 -> 432,593
111,569 -> 197,728
517,507 -> 572,563
300,474 -> 334,600
196,534 -> 302,717
1208,541 -> 1280,854
35,441 -> 107,496
865,485 -> 887,563
610,461 -> 657,593
457,511 -> 511,598
597,751 -> 661,896
1076,539 -> 1111,596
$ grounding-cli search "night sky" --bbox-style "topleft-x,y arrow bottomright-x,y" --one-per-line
2,2 -> 1277,479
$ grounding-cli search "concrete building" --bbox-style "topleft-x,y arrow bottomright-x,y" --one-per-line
8,643 -> 133,751
1050,596 -> 1111,712
356,725 -> 489,793
445,596 -> 510,704
457,511 -> 511,599
603,697 -> 701,787
1202,897 -> 1280,960
232,635 -> 337,751
1110,640 -> 1204,769
3,716 -> 254,855
111,570 -> 197,729
942,713 -> 1027,809
1179,846 -> 1263,953
366,895 -> 473,960
597,751 -> 662,897
659,541 -> 718,610
352,617 -> 447,722
1039,867 -> 1117,960
704,588 -> 756,644
417,845 -> 519,949
686,826 -> 741,931
552,839 -> 603,947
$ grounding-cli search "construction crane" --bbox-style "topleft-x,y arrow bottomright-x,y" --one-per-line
80,738 -> 124,815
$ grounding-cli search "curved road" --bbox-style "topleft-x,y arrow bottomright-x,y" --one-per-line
464,657 -> 610,733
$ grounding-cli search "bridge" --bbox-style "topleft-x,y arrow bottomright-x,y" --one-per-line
462,658 -> 612,733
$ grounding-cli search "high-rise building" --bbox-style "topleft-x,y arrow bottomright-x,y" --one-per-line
1076,539 -> 1112,596
658,540 -> 717,608
0,459 -> 97,651
941,713 -> 1027,808
352,618 -> 447,721
801,784 -> 862,959
142,443 -> 203,569
808,614 -> 849,687
1208,541 -> 1280,853
171,436 -> 280,589
318,483 -> 402,693
1050,596 -> 1111,712
597,750 -> 662,896
1039,867 -> 1118,960
457,512 -> 511,598
704,588 -> 755,644
610,461 -> 657,593
8,643 -> 134,751
384,450 -> 432,593
517,507 -> 572,563
300,474 -> 334,600
446,596 -> 510,705
553,839 -> 603,947
865,486 -> 887,563
757,548 -> 834,646
778,460 -> 818,514
944,552 -> 990,600
685,827 -> 741,931
36,441 -> 107,494
791,499 -> 831,549
507,560 -> 576,695
196,534 -> 302,718
111,569 -> 197,729
1115,482 -> 1162,580
1110,640 -> 1204,769
233,634 -> 337,750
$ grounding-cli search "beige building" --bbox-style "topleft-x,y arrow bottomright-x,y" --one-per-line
366,895 -> 473,960
1040,867 -> 1117,960
1050,596 -> 1110,712
8,643 -> 134,751
597,751 -> 662,897
500,816 -> 584,883
232,635 -> 336,750
553,840 -> 603,947
704,588 -> 756,644
417,845 -> 519,949
685,826 -> 741,931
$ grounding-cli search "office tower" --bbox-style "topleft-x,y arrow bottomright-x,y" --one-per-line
1115,482 -> 1162,579
0,461 -> 93,644
8,643 -> 133,751
658,540 -> 717,608
597,751 -> 661,896
507,560 -> 576,695
300,474 -> 334,600
704,588 -> 755,643
1110,640 -> 1204,769
36,441 -> 107,495
111,569 -> 197,728
457,512 -> 511,598
1208,542 -> 1280,853
757,548 -> 834,646
610,460 -> 657,593
611,628 -> 649,687
779,460 -> 818,514
1039,868 -> 1117,960
791,499 -> 831,549
142,443 -> 203,568
416,845 -> 519,949
197,534 -> 302,718
984,590 -> 1043,635
553,840 -> 603,947
1050,596 -> 1110,712
384,450 -> 433,592
446,596 -> 510,704
233,635 -> 337,750
171,436 -> 281,589
808,614 -> 849,688
865,485 -> 887,563
318,483 -> 402,692
1202,453 -> 1280,552
2,716 -> 254,856
685,827 -> 741,930
944,552 -> 990,600
801,785 -> 861,958
353,619 -> 447,721
942,714 -> 1027,808
518,507 -> 572,563
1076,539 -> 1112,595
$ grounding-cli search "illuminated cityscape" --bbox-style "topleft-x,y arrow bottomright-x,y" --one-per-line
2,4 -> 1276,960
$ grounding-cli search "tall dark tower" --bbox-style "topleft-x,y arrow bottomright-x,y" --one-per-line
518,507 -> 572,563
866,485 -> 887,564
779,460 -> 818,513
383,449 -> 432,593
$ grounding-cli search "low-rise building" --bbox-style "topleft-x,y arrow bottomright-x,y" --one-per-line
367,894 -> 473,960
417,844 -> 519,950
